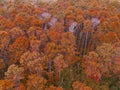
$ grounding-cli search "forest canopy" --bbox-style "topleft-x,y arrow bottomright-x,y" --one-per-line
0,0 -> 120,90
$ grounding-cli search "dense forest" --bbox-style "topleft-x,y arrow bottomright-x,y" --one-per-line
0,0 -> 120,90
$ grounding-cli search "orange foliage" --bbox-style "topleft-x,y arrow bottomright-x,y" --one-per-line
9,27 -> 25,41
19,83 -> 25,90
0,0 -> 120,89
0,80 -> 13,90
27,74 -> 47,90
72,81 -> 92,90
0,31 -> 10,50
9,36 -> 29,64
45,85 -> 63,90
48,30 -> 61,43
0,59 -> 6,70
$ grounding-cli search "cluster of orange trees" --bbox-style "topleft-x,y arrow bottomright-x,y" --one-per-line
0,0 -> 120,90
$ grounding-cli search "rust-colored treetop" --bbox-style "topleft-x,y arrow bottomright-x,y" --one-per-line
0,0 -> 120,90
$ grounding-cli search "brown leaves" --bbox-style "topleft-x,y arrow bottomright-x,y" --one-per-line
0,59 -> 6,70
0,31 -> 10,50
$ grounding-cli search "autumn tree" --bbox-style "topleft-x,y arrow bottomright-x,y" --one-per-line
45,85 -> 63,90
72,81 -> 92,90
5,64 -> 24,89
82,43 -> 120,82
27,74 -> 47,90
82,51 -> 103,82
9,27 -> 25,41
9,36 -> 29,64
0,80 -> 14,90
0,31 -> 10,52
